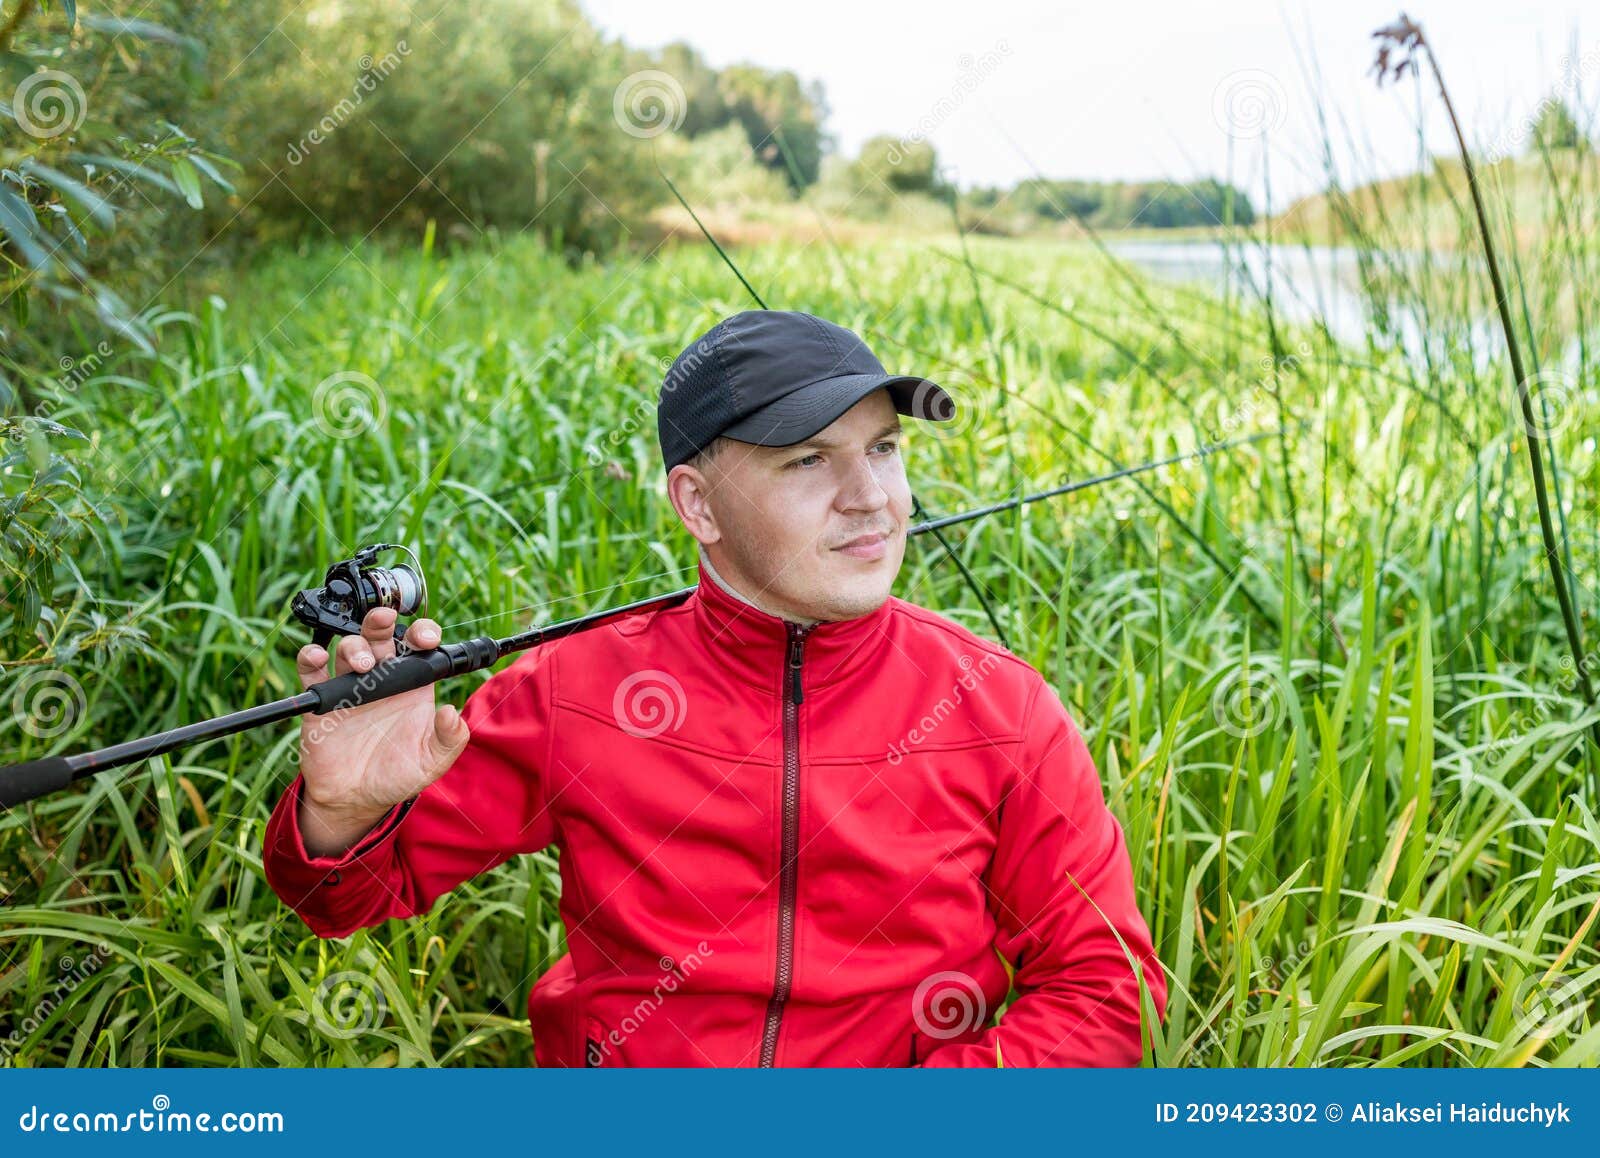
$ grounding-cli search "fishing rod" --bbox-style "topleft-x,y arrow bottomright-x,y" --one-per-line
0,426 -> 1283,809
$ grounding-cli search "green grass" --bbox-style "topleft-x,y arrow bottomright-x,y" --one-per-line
1,205 -> 1597,1065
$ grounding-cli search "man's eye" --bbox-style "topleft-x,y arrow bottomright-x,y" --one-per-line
787,454 -> 822,469
872,440 -> 899,454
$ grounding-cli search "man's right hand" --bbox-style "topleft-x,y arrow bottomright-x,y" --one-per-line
293,606 -> 472,858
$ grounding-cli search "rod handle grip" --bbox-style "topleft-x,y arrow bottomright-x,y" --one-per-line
0,755 -> 75,809
307,637 -> 499,714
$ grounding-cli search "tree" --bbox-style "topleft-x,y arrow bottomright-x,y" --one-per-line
717,64 -> 828,189
1530,96 -> 1584,152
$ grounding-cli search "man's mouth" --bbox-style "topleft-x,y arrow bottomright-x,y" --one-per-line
833,531 -> 891,561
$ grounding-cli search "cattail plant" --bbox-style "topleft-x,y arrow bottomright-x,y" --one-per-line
1372,12 -> 1600,799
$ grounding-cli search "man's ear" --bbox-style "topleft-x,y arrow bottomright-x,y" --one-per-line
666,463 -> 722,547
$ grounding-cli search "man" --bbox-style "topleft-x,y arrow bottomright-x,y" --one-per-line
264,309 -> 1168,1067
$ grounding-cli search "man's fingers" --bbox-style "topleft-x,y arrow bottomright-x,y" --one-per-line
403,617 -> 442,652
334,632 -> 375,676
419,704 -> 470,780
296,644 -> 330,689
361,606 -> 399,664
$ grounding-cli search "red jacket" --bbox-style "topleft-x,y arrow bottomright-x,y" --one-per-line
263,557 -> 1167,1066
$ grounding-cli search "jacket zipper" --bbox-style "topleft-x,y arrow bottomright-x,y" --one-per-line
759,621 -> 811,1066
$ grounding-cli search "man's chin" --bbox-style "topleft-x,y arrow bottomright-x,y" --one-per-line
815,556 -> 898,619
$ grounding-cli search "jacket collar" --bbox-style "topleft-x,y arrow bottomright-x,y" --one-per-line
688,552 -> 895,696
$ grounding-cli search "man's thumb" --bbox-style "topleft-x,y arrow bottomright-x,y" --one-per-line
421,704 -> 470,776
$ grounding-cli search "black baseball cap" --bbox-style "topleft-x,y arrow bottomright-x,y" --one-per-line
657,310 -> 957,472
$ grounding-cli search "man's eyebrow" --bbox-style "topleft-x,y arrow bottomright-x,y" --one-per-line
786,422 -> 903,453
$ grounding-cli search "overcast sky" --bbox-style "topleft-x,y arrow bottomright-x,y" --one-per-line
582,0 -> 1598,203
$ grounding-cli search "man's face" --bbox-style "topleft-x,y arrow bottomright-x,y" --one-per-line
666,389 -> 913,623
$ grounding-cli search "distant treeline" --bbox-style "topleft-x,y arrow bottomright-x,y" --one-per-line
963,177 -> 1256,231
5,0 -> 1250,385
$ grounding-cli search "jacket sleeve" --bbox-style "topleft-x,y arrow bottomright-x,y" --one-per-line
919,678 -> 1167,1067
261,647 -> 560,939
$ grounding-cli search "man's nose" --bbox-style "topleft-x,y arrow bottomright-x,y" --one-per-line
835,453 -> 890,513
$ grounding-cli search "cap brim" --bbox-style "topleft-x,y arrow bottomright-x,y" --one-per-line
718,373 -> 956,449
